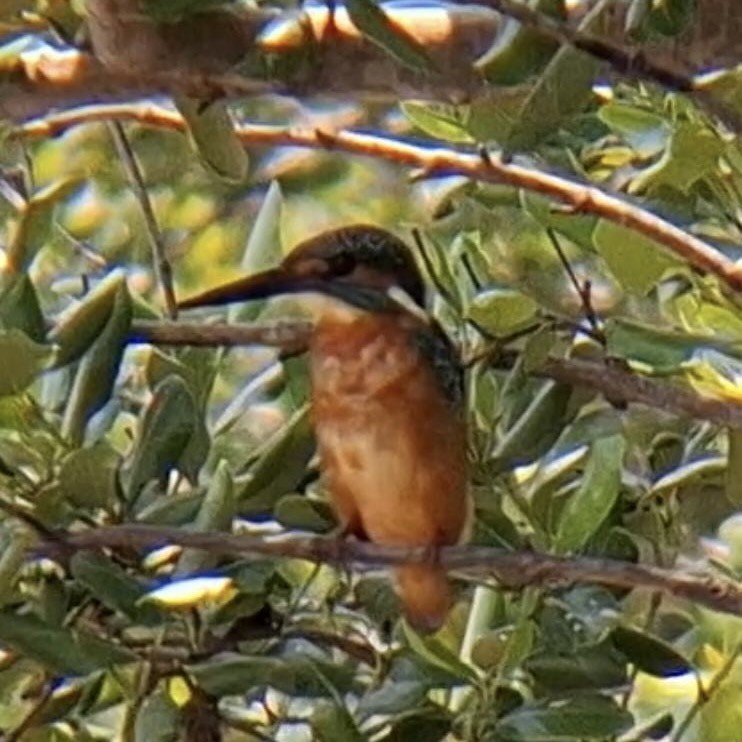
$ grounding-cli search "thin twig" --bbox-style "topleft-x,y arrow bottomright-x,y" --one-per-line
545,228 -> 603,341
109,121 -> 178,319
20,107 -> 742,292
33,525 -> 742,618
670,643 -> 742,742
129,320 -> 313,353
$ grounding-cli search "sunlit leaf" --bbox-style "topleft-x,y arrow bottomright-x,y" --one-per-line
593,220 -> 680,295
142,576 -> 236,610
401,101 -> 472,144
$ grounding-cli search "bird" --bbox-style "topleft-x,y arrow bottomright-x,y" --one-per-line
179,225 -> 469,631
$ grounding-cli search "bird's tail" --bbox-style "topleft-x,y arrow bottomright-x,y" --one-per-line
394,564 -> 451,633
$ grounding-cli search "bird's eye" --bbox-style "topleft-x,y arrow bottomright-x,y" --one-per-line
329,252 -> 357,277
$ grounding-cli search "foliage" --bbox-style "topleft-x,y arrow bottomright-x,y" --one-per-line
0,0 -> 742,739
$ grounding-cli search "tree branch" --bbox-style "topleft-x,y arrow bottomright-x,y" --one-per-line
128,320 -> 742,429
4,1 -> 739,129
19,105 -> 742,292
129,320 -> 312,354
478,0 -> 741,132
34,524 -> 742,618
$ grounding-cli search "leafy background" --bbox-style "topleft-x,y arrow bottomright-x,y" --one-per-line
1,0 -> 742,739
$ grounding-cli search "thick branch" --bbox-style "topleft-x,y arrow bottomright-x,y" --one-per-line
4,1 -> 740,126
24,105 -> 739,289
36,524 -> 742,618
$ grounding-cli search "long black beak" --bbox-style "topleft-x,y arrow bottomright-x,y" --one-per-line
178,268 -> 316,310
178,268 -> 398,313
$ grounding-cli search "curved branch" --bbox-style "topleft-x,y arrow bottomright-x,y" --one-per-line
19,104 -> 742,292
35,524 -> 742,618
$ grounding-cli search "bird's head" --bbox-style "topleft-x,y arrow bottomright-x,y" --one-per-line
178,225 -> 426,315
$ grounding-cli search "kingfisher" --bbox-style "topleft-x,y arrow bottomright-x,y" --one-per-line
179,225 -> 469,631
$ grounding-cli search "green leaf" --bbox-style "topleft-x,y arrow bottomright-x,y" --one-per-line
611,625 -> 693,677
555,434 -> 625,553
467,288 -> 538,336
604,318 -> 701,371
0,329 -> 50,398
5,177 -> 81,274
401,101 -> 472,144
401,622 -> 478,683
0,610 -> 136,675
471,621 -> 536,671
632,121 -> 725,194
50,271 -> 127,368
137,493 -> 202,525
500,1 -> 606,153
70,551 -> 162,625
597,102 -> 669,157
237,405 -> 315,516
383,714 -> 451,741
699,665 -> 742,740
176,459 -> 236,574
651,455 -> 725,495
345,0 -> 433,72
312,700 -> 365,742
520,192 -> 597,251
274,493 -> 336,533
593,220 -> 680,295
0,274 -> 46,342
127,375 -> 197,501
175,96 -> 248,184
188,654 -> 356,698
229,180 -> 284,323
475,0 -> 564,85
0,527 -> 32,606
526,644 -> 627,691
354,576 -> 401,626
495,695 -> 633,740
358,679 -> 428,717
694,68 -> 742,123
134,689 -> 180,742
61,280 -> 132,445
58,442 -> 120,510
492,381 -> 573,471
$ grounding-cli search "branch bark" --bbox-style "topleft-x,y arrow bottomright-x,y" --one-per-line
20,105 -> 742,292
35,524 -> 742,618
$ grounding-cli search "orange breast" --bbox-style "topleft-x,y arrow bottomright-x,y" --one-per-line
308,312 -> 469,548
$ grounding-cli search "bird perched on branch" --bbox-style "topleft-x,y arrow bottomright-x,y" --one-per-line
179,225 -> 469,631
